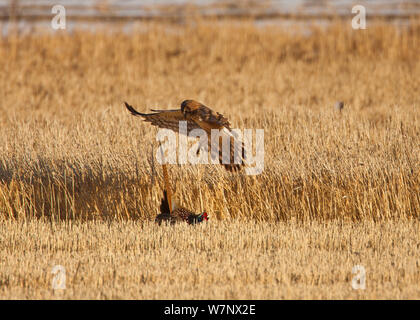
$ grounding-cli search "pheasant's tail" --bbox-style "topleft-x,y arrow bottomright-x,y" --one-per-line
159,190 -> 170,214
162,163 -> 173,213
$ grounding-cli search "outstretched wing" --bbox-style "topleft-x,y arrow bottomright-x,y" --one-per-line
184,101 -> 232,131
208,133 -> 246,172
124,102 -> 201,134
182,102 -> 246,172
126,101 -> 246,172
195,126 -> 246,172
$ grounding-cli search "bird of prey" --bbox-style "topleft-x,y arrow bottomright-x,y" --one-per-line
124,100 -> 246,171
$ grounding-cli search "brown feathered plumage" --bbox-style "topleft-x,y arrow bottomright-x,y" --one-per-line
125,100 -> 246,171
155,190 -> 209,225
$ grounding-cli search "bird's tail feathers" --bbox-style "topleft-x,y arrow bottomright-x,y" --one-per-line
159,190 -> 170,214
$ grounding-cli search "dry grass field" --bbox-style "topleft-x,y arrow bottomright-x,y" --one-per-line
1,219 -> 419,299
0,18 -> 419,299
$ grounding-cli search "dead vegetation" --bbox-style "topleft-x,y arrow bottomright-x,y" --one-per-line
0,19 -> 419,299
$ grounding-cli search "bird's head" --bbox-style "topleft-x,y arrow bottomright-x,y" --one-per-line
180,100 -> 192,118
198,211 -> 209,222
180,100 -> 202,119
187,211 -> 209,225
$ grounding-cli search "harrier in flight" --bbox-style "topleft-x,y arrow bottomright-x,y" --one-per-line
124,100 -> 246,171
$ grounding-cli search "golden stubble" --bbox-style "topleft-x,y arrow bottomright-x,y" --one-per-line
0,219 -> 419,299
0,19 -> 419,299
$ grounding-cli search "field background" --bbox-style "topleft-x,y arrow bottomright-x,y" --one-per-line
0,16 -> 419,299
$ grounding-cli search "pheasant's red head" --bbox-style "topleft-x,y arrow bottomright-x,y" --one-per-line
196,212 -> 208,223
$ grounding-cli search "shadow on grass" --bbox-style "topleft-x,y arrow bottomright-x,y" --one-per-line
0,157 -> 158,221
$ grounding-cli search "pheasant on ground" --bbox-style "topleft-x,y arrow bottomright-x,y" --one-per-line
155,190 -> 209,225
154,162 -> 208,225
